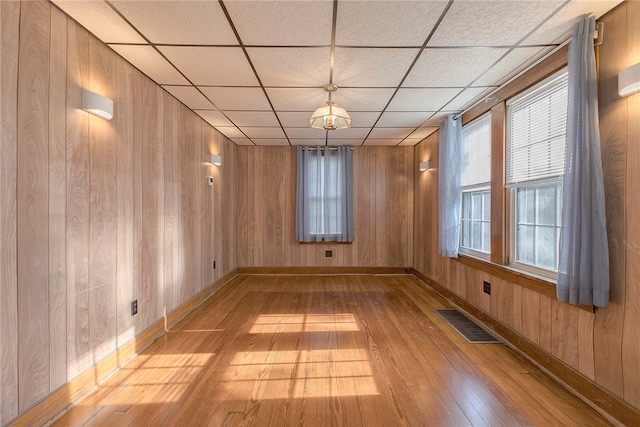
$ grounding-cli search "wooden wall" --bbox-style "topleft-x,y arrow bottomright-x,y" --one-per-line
236,146 -> 414,268
0,1 -> 237,424
413,0 -> 640,413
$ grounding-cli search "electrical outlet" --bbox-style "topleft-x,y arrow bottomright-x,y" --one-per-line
483,281 -> 491,295
131,299 -> 138,316
325,250 -> 333,257
213,260 -> 216,269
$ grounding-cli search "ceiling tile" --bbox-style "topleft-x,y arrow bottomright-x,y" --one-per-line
109,45 -> 189,85
346,112 -> 382,128
159,46 -> 257,86
474,47 -> 550,87
251,139 -> 290,146
266,88 -> 328,111
199,87 -> 270,111
240,127 -> 286,139
194,110 -> 234,128
335,1 -> 449,47
285,128 -> 329,139
216,127 -> 246,139
421,111 -> 454,127
225,1 -> 333,46
404,48 -> 508,87
290,139 -> 329,146
333,48 -> 419,87
399,138 -> 426,146
408,127 -> 439,139
325,128 -> 371,139
364,138 -> 404,146
247,47 -> 330,87
162,86 -> 214,109
277,112 -> 314,128
368,128 -> 414,139
224,111 -> 280,128
326,138 -> 364,146
376,112 -> 434,128
428,1 -> 564,47
524,0 -> 623,45
444,87 -> 494,111
387,88 -> 462,111
334,88 -> 396,111
231,138 -> 255,146
53,1 -> 145,43
110,0 -> 237,45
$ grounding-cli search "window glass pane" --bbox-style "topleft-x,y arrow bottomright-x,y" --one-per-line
536,185 -> 557,226
517,187 -> 535,224
460,188 -> 490,254
482,222 -> 490,252
517,224 -> 534,264
471,193 -> 482,220
483,191 -> 490,220
535,225 -> 557,270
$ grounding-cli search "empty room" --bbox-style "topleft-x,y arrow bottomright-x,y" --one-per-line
2,0 -> 640,425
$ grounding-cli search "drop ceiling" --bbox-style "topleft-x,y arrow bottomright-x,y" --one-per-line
52,0 -> 622,147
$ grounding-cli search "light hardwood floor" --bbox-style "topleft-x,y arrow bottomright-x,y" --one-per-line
52,275 -> 611,426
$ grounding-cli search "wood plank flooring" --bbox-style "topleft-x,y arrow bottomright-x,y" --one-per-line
52,275 -> 612,426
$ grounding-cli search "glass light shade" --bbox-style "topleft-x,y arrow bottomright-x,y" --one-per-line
619,62 -> 640,97
309,100 -> 352,130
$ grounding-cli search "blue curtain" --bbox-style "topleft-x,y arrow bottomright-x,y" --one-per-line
557,15 -> 610,307
438,115 -> 462,258
296,146 -> 354,243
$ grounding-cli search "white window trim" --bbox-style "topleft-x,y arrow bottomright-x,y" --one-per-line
459,186 -> 491,261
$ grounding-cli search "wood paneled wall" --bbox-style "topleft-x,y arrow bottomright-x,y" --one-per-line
236,146 -> 414,268
0,1 -> 237,424
413,0 -> 640,413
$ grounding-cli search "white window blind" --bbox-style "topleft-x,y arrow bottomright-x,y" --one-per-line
462,114 -> 491,187
506,70 -> 568,185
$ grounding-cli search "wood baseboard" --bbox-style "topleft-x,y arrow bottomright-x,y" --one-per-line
8,270 -> 239,427
236,266 -> 409,275
408,267 -> 640,426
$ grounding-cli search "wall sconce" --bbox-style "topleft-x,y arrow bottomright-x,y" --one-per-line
419,161 -> 431,171
210,154 -> 222,166
81,89 -> 113,120
619,63 -> 640,97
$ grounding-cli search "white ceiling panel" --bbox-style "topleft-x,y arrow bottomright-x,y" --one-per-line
285,128 -> 330,139
231,138 -> 255,146
216,127 -> 247,139
428,1 -> 564,47
199,87 -> 270,111
195,110 -> 234,128
334,88 -> 396,111
347,112 -> 383,129
404,48 -> 508,87
247,48 -> 330,87
240,127 -> 286,139
162,86 -> 214,109
326,138 -> 365,146
421,111 -> 455,127
109,45 -> 189,85
277,112 -> 315,128
408,127 -> 439,139
335,1 -> 449,47
224,111 -> 280,128
376,112 -> 434,128
225,1 -> 333,46
251,138 -> 290,146
387,88 -> 462,112
524,0 -> 623,45
474,47 -> 550,87
364,138 -> 404,146
368,128 -> 414,139
109,1 -> 237,45
53,1 -> 145,43
399,138 -> 427,146
266,88 -> 328,112
159,46 -> 257,86
333,48 -> 419,87
290,139 -> 329,146
324,128 -> 371,139
444,87 -> 493,111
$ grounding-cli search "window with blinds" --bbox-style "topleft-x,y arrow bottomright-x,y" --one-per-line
506,69 -> 568,276
460,113 -> 491,256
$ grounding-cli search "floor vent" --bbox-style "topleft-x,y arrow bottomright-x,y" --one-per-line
435,309 -> 501,344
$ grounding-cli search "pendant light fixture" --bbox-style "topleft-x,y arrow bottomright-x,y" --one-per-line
309,84 -> 352,131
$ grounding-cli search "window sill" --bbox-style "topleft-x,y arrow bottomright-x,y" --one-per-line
456,254 -> 595,313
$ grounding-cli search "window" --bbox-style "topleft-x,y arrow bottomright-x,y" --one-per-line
506,70 -> 568,277
460,114 -> 491,257
296,146 -> 354,242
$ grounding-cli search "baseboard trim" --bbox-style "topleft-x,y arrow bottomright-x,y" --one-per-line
236,266 -> 408,275
8,270 -> 239,427
408,267 -> 640,426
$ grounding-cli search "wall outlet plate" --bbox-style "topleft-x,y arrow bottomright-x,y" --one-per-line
131,299 -> 138,316
483,281 -> 491,295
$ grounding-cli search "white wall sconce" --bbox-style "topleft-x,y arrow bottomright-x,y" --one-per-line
619,62 -> 640,97
210,154 -> 222,166
81,89 -> 113,120
419,161 -> 431,171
